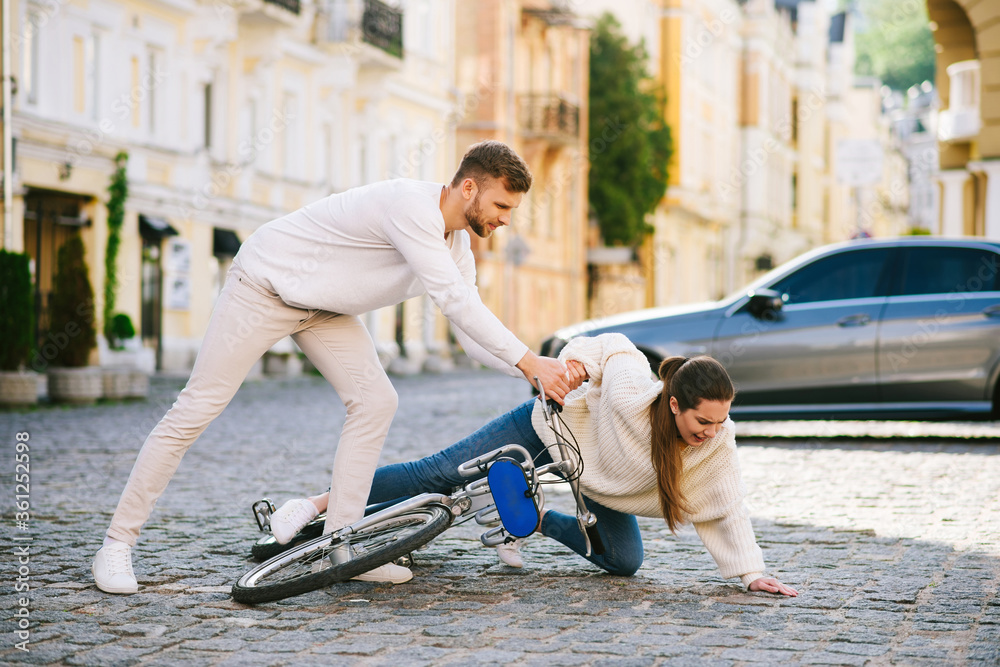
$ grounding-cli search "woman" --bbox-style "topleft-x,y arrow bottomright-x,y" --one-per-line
270,333 -> 798,596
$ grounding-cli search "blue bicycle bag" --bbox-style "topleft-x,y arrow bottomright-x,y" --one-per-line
488,458 -> 540,538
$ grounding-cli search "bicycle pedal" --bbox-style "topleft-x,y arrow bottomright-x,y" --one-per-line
252,498 -> 276,533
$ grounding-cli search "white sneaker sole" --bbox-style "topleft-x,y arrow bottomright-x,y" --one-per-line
91,566 -> 138,594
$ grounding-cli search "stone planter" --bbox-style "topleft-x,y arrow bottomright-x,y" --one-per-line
127,370 -> 150,399
48,367 -> 103,405
102,368 -> 132,400
0,371 -> 40,407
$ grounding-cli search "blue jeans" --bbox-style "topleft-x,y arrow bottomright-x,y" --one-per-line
367,399 -> 644,576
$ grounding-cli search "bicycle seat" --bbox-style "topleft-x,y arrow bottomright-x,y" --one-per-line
488,458 -> 539,538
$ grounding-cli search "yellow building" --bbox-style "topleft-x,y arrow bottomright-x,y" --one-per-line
3,0 -> 462,373
652,0 -> 743,303
577,0 -> 903,307
926,0 -> 1000,240
732,0 -> 797,288
454,0 -> 590,351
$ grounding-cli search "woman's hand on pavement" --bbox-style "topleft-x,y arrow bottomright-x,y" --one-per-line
748,577 -> 798,597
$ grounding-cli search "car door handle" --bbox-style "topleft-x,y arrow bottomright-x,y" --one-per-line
984,305 -> 1000,318
837,313 -> 871,327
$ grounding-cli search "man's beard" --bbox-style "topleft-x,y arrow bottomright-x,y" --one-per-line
465,192 -> 492,238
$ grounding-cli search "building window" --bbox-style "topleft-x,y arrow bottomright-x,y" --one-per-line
283,92 -> 301,180
73,36 -> 85,114
321,123 -> 332,185
203,82 -> 213,149
23,10 -> 40,104
240,97 -> 258,165
72,32 -> 100,118
791,98 -> 798,144
87,33 -> 100,120
358,136 -> 368,186
791,173 -> 798,213
131,57 -> 141,128
147,47 -> 161,135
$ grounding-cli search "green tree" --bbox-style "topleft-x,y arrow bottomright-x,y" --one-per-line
48,235 -> 97,367
0,250 -> 34,371
104,151 -> 129,345
588,13 -> 672,247
852,0 -> 935,92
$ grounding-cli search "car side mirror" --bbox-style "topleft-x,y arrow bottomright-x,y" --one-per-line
747,289 -> 784,319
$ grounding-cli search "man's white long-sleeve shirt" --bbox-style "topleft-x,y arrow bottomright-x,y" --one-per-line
233,179 -> 528,376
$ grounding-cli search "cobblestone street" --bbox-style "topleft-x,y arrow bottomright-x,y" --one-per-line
2,369 -> 999,666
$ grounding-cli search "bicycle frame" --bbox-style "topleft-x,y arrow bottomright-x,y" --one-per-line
251,376 -> 601,563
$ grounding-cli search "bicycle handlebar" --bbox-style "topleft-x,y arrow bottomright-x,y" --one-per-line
533,376 -> 603,557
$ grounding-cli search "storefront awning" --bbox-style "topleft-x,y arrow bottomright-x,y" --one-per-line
213,228 -> 242,257
139,214 -> 179,239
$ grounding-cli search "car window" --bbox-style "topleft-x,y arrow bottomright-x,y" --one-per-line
770,249 -> 891,304
897,247 -> 1000,296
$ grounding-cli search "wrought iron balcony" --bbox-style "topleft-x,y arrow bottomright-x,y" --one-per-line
519,94 -> 580,143
321,0 -> 403,62
263,0 -> 301,14
361,0 -> 403,58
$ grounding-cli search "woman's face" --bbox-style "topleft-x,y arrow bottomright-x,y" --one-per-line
670,397 -> 732,447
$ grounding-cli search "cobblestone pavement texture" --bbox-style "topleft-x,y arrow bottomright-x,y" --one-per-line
1,370 -> 999,666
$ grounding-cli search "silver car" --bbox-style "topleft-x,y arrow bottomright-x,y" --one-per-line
541,237 -> 1000,419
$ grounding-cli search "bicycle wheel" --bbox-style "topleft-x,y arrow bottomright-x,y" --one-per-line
232,504 -> 452,604
250,514 -> 327,562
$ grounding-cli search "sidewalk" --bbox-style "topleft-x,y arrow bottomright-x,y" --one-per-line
738,419 -> 1000,440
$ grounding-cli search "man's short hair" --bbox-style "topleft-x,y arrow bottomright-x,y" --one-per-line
451,140 -> 533,193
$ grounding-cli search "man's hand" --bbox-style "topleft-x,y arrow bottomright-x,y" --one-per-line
748,577 -> 798,597
516,351 -> 570,404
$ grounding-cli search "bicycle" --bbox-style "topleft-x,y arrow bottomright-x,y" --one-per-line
231,378 -> 604,604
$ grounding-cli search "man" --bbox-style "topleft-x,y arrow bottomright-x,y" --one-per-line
93,140 -> 571,593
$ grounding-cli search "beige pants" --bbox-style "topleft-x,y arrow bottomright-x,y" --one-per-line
106,267 -> 398,546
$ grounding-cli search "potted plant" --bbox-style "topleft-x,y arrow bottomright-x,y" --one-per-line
102,313 -> 149,399
0,250 -> 39,406
98,151 -> 148,400
46,235 -> 102,404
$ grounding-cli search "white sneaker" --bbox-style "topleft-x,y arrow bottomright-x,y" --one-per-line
497,538 -> 524,568
351,562 -> 413,583
92,542 -> 138,594
270,498 -> 319,545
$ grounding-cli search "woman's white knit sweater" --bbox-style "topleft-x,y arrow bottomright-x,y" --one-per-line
530,333 -> 765,587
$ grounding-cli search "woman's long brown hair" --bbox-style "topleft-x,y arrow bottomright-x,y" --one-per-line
649,355 -> 735,532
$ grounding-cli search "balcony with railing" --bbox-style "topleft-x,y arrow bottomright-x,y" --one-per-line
233,0 -> 302,27
939,60 -> 981,142
263,0 -> 300,13
519,94 -> 580,144
321,0 -> 403,65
